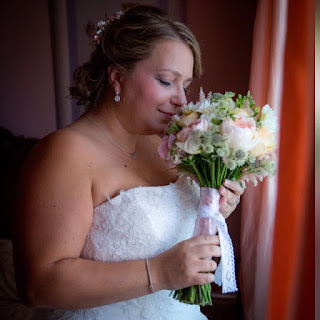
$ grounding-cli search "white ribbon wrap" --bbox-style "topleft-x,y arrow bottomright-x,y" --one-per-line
195,187 -> 238,293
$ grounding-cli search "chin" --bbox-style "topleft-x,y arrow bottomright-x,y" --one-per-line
153,123 -> 169,136
140,120 -> 167,136
144,127 -> 165,136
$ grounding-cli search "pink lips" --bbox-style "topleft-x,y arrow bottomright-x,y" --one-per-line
158,110 -> 175,118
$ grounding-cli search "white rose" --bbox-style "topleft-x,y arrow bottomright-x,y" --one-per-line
260,104 -> 278,133
196,99 -> 218,114
220,117 -> 258,152
180,101 -> 201,113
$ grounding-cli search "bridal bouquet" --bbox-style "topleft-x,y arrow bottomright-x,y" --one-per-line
158,89 -> 277,306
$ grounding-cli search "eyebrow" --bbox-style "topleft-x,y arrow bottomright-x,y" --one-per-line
158,68 -> 193,82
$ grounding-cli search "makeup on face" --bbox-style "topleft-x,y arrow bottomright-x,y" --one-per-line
116,41 -> 194,135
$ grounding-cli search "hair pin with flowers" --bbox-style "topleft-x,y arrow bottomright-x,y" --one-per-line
93,11 -> 124,45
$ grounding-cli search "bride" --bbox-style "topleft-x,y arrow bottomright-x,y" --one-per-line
13,5 -> 244,319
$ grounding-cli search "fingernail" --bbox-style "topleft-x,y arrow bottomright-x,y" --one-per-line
224,179 -> 231,185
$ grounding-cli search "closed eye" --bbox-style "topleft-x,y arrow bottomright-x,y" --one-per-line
158,79 -> 171,87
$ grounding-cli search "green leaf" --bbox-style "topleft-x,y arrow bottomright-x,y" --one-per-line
167,123 -> 182,134
211,118 -> 222,125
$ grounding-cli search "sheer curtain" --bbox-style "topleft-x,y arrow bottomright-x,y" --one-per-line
240,0 -> 314,319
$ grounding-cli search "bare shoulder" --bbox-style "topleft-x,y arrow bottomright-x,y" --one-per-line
24,127 -> 93,169
18,125 -> 94,215
18,125 -> 95,220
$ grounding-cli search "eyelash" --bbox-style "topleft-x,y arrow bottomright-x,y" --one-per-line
158,79 -> 171,87
157,79 -> 188,94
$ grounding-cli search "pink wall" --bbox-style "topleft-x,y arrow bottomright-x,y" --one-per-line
186,0 -> 257,101
186,0 -> 257,257
0,1 -> 57,138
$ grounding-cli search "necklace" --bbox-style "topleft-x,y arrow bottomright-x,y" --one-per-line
84,114 -> 140,159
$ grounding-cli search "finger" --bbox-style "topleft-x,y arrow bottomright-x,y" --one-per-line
219,197 -> 234,219
191,235 -> 220,246
193,244 -> 221,259
224,179 -> 246,197
197,272 -> 214,285
219,186 -> 238,206
197,259 -> 217,273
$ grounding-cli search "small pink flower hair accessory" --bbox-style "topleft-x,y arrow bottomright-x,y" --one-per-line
93,11 -> 124,45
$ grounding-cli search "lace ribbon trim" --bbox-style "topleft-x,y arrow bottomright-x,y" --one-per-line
199,188 -> 238,293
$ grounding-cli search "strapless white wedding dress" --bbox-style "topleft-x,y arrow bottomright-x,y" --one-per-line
46,174 -> 208,320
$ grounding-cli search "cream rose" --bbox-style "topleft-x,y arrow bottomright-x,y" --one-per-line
178,112 -> 199,127
231,108 -> 252,119
250,127 -> 276,157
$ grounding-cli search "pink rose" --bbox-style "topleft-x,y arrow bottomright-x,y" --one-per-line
166,155 -> 181,167
234,116 -> 255,129
176,119 -> 209,143
158,134 -> 176,159
176,134 -> 202,154
177,127 -> 192,142
175,119 -> 209,155
190,119 -> 209,132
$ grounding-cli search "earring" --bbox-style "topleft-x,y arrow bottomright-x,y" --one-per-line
114,88 -> 120,102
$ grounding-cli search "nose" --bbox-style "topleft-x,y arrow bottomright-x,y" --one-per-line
171,86 -> 187,107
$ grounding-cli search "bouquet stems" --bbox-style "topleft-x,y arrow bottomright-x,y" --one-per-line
171,155 -> 242,306
170,283 -> 212,306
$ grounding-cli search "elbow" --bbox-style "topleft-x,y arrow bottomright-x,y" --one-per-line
17,279 -> 45,308
14,268 -> 38,307
16,272 -> 51,308
13,250 -> 56,307
26,287 -> 44,308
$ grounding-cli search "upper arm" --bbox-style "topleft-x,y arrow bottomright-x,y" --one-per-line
14,130 -> 93,274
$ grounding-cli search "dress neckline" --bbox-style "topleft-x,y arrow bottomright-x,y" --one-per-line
94,174 -> 187,210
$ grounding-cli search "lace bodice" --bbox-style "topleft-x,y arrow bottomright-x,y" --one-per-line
46,174 -> 208,320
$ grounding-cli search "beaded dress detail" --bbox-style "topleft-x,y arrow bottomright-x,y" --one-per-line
47,175 -> 208,320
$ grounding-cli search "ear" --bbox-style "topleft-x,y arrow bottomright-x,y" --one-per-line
108,66 -> 123,92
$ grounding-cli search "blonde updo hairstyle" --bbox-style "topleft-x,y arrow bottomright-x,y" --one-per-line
69,5 -> 202,109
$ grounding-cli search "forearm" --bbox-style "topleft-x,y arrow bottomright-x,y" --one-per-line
26,257 -> 160,309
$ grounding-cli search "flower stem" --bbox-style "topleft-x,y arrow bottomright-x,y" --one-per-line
210,159 -> 216,188
191,161 -> 206,187
199,161 -> 210,187
217,160 -> 220,186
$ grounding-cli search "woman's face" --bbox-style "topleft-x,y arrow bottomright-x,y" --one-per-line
119,40 -> 194,135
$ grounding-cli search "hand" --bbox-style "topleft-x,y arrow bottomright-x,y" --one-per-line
151,235 -> 221,291
218,179 -> 246,219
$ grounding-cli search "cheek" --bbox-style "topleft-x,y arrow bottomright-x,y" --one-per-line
134,79 -> 168,108
142,84 -> 164,106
